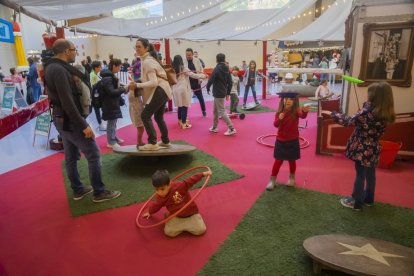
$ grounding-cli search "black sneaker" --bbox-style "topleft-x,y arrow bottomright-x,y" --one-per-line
92,190 -> 121,203
73,186 -> 93,200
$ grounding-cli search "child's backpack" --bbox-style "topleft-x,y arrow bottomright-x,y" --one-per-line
91,80 -> 104,108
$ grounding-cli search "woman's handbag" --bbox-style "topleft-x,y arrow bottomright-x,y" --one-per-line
158,64 -> 177,86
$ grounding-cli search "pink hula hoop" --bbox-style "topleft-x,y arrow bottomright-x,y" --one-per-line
256,134 -> 310,149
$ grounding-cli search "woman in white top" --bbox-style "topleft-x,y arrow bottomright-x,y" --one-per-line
315,80 -> 334,99
172,55 -> 206,129
129,38 -> 173,151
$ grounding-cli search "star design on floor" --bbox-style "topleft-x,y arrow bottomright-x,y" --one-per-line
337,242 -> 405,266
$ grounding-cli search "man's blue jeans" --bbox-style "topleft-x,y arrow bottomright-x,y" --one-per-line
54,117 -> 105,196
352,161 -> 376,208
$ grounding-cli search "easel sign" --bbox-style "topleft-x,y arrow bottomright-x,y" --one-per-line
33,96 -> 52,148
1,84 -> 16,114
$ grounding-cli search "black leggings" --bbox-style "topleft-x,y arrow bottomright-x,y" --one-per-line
141,87 -> 169,145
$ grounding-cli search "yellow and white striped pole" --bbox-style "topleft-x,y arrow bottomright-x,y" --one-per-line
12,22 -> 29,70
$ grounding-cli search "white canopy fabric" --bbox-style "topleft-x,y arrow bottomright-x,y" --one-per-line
279,0 -> 353,41
74,0 -> 229,39
178,0 -> 316,41
19,0 -> 147,20
3,0 -> 349,41
225,0 -> 317,41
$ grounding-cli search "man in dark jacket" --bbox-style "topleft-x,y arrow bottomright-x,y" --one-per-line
44,39 -> 121,203
206,53 -> 236,136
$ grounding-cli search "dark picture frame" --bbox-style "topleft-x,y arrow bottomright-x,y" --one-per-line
358,21 -> 414,87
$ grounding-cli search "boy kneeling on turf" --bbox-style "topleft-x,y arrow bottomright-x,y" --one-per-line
143,169 -> 212,237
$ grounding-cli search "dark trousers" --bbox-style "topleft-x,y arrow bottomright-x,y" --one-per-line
141,86 -> 169,145
230,94 -> 239,113
53,117 -> 105,196
177,106 -> 188,124
93,106 -> 102,125
352,161 -> 376,208
193,89 -> 206,114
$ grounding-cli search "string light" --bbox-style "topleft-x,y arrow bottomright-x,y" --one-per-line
234,0 -> 349,32
66,34 -> 98,39
144,0 -> 225,27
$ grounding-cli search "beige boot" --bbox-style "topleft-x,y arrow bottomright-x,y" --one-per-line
266,176 -> 277,191
287,174 -> 296,186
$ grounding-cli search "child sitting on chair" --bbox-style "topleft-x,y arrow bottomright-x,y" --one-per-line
230,66 -> 240,115
315,80 -> 334,99
143,169 -> 212,238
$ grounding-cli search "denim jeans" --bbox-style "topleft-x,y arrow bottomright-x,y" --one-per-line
93,106 -> 102,125
106,119 -> 118,145
177,106 -> 188,124
352,161 -> 376,208
141,86 -> 169,145
243,84 -> 257,105
193,89 -> 206,114
53,116 -> 105,195
213,97 -> 233,129
32,84 -> 42,102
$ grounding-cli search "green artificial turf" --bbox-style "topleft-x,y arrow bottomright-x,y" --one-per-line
62,141 -> 242,216
199,186 -> 414,276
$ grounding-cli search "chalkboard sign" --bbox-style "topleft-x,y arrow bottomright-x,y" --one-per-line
34,111 -> 51,136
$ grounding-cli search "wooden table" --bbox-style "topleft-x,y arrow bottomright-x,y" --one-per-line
303,234 -> 414,275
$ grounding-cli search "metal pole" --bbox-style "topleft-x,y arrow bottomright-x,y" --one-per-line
262,40 -> 267,100
164,38 -> 173,111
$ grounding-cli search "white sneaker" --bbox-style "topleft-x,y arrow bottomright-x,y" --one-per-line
157,141 -> 171,148
106,143 -> 120,149
209,127 -> 219,133
98,123 -> 106,131
139,143 -> 161,151
224,128 -> 237,136
266,180 -> 276,191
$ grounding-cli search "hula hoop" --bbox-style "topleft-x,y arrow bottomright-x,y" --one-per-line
192,83 -> 208,92
136,166 -> 211,229
256,134 -> 310,149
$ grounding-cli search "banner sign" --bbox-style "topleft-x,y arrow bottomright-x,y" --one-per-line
0,18 -> 14,43
34,111 -> 51,136
1,85 -> 16,111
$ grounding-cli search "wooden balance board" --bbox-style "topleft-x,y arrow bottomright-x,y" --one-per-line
303,234 -> 414,275
242,102 -> 261,110
112,144 -> 196,156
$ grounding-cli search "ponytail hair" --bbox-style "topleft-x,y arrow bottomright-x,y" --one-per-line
108,58 -> 122,71
137,38 -> 159,62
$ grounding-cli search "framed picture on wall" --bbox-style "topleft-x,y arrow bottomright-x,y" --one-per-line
358,21 -> 414,87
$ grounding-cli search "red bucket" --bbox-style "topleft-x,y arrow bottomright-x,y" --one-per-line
378,140 -> 402,169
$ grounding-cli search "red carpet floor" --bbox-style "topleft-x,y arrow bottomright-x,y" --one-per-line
1,97 -> 413,275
